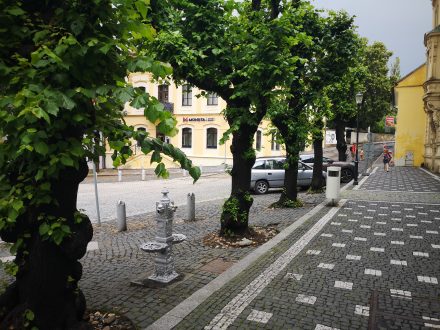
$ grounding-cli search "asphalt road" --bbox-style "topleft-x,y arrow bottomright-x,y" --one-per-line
77,173 -> 232,223
77,143 -> 391,224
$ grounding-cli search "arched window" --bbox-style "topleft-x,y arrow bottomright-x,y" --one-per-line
256,130 -> 262,151
206,128 -> 218,149
182,128 -> 192,148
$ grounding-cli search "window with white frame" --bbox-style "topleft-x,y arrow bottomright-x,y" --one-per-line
182,128 -> 192,148
256,130 -> 262,151
206,127 -> 218,149
207,92 -> 218,106
271,132 -> 280,151
182,84 -> 192,106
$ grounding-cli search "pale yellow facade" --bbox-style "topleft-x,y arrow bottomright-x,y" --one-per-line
394,65 -> 427,167
106,73 -> 285,169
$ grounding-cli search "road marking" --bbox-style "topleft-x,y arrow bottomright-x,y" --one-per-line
318,263 -> 335,270
365,268 -> 382,276
355,305 -> 370,317
390,260 -> 407,266
417,276 -> 438,284
334,281 -> 353,290
296,294 -> 317,305
246,310 -> 273,324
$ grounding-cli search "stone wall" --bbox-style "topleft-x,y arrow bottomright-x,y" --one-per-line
372,133 -> 395,143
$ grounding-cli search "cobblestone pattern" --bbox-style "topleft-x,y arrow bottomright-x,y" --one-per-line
359,167 -> 440,192
81,192 -> 323,327
176,199 -> 440,330
0,191 -> 324,328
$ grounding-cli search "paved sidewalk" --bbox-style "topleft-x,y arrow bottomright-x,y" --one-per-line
152,166 -> 440,330
1,164 -> 438,330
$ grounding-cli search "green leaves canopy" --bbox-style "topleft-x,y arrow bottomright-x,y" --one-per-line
0,0 -> 200,239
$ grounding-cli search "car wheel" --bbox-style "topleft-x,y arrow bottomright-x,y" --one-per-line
340,168 -> 353,183
254,180 -> 269,194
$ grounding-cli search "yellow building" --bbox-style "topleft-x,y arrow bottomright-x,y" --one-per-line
107,73 -> 284,169
394,64 -> 427,167
394,0 -> 440,173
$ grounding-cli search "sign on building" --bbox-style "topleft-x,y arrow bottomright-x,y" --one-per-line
385,116 -> 395,127
325,130 -> 337,145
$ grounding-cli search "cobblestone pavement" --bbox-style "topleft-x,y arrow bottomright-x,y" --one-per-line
359,167 -> 440,193
0,190 -> 325,327
164,166 -> 440,330
2,163 -> 437,330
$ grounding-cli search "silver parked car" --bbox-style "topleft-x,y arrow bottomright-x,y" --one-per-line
250,157 -> 326,194
299,154 -> 355,183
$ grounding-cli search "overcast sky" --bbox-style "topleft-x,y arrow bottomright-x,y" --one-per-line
312,0 -> 432,76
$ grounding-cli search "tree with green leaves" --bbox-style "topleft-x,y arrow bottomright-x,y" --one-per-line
270,7 -> 359,202
150,0 -> 300,235
0,1 -> 199,328
328,40 -> 393,161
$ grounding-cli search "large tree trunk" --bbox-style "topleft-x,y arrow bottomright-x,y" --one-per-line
220,123 -> 256,236
310,136 -> 325,191
220,96 -> 264,237
278,151 -> 299,204
335,119 -> 347,161
0,159 -> 93,329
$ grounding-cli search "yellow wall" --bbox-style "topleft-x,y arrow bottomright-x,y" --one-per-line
108,73 -> 286,169
394,65 -> 426,167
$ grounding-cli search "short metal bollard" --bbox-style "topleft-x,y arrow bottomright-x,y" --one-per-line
141,169 -> 146,181
118,169 -> 122,182
117,200 -> 127,232
186,193 -> 195,221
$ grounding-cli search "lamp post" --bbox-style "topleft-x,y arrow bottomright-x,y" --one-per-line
353,92 -> 363,185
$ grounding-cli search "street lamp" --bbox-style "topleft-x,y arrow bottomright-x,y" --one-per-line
353,92 -> 363,185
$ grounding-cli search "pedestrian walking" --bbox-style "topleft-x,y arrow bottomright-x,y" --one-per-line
350,144 -> 357,160
360,148 -> 364,160
383,148 -> 392,172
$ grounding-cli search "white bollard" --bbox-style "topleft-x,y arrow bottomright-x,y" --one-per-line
186,193 -> 195,221
182,169 -> 187,177
117,200 -> 127,232
118,169 -> 122,182
141,169 -> 146,181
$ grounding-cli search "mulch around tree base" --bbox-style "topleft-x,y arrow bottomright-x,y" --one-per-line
202,225 -> 279,249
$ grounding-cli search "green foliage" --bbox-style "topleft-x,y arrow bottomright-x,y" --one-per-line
271,198 -> 303,209
23,309 -> 38,329
268,6 -> 360,198
151,0 -> 304,233
328,40 -> 394,129
0,0 -> 200,246
38,216 -> 71,246
4,261 -> 18,277
221,194 -> 251,225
